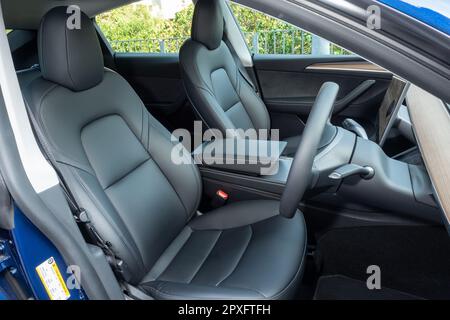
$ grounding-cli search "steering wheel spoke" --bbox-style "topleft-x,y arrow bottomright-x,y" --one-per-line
280,82 -> 340,218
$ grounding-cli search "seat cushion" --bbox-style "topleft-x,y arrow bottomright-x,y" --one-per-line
140,200 -> 307,299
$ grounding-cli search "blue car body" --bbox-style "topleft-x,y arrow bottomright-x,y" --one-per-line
0,206 -> 85,300
379,0 -> 450,35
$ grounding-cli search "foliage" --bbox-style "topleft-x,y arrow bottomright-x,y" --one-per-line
97,4 -> 194,52
228,2 -> 308,54
96,2 -> 349,55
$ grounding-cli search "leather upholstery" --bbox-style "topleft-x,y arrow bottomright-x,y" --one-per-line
180,0 -> 270,135
38,7 -> 104,91
180,0 -> 301,154
141,200 -> 307,300
20,7 -> 307,299
191,0 -> 224,50
23,68 -> 202,284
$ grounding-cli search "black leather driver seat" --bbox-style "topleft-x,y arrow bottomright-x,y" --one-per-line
21,7 -> 307,299
180,0 -> 302,156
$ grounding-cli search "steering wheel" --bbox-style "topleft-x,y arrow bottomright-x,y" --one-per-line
280,82 -> 339,218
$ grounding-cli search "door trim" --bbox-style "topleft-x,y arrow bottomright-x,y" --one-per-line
306,61 -> 391,74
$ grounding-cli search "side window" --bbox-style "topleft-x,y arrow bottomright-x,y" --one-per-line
228,1 -> 351,55
96,0 -> 194,53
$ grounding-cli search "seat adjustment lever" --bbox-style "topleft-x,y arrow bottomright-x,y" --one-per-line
328,164 -> 374,180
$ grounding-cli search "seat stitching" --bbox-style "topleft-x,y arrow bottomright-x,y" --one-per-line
56,160 -> 96,179
187,231 -> 222,284
103,157 -> 150,190
147,123 -> 190,218
188,230 -> 227,284
64,24 -> 77,89
210,68 -> 242,114
140,104 -> 144,142
143,281 -> 265,300
223,100 -> 241,113
213,225 -> 267,298
197,87 -> 235,131
245,79 -> 270,130
147,112 -> 151,150
151,227 -> 193,282
180,43 -> 216,97
215,226 -> 252,287
224,102 -> 255,130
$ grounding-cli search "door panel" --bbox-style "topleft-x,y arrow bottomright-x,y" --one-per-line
253,55 -> 392,140
114,53 -> 197,133
115,53 -> 185,114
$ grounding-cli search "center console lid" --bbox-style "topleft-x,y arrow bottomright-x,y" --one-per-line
192,138 -> 287,176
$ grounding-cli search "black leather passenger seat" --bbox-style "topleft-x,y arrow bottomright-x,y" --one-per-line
18,6 -> 307,299
180,0 -> 302,156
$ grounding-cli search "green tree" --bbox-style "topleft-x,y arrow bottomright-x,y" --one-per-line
97,4 -> 194,52
96,2 -> 349,55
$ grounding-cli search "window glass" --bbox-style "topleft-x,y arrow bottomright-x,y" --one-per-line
96,0 -> 193,53
228,1 -> 351,55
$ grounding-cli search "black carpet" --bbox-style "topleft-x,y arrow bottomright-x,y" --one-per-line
315,226 -> 450,299
314,275 -> 423,300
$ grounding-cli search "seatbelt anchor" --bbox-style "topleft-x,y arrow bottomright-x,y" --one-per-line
74,208 -> 90,223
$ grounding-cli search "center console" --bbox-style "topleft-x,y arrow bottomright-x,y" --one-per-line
194,125 -> 441,224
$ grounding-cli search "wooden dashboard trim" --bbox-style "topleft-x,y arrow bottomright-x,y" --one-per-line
406,85 -> 450,224
306,61 -> 390,74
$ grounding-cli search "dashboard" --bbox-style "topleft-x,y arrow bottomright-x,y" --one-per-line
406,85 -> 450,228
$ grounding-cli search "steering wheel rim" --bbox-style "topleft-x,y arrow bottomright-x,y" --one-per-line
280,82 -> 339,218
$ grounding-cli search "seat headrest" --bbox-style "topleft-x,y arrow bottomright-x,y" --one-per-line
38,6 -> 104,92
191,0 -> 224,50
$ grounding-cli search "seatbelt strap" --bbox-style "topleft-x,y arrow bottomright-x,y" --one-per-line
23,97 -> 130,283
223,35 -> 259,95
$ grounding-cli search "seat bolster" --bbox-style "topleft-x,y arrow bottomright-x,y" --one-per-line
189,200 -> 282,231
236,73 -> 271,131
142,281 -> 264,300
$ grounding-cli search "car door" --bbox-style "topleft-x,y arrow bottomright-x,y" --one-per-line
229,1 -> 392,140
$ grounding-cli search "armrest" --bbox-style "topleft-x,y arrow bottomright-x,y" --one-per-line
192,138 -> 287,176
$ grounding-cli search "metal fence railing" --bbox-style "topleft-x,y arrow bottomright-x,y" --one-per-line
243,30 -> 351,55
243,29 -> 309,55
110,29 -> 351,55
110,37 -> 189,53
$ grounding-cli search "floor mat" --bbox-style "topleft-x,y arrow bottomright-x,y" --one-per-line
314,275 -> 423,300
315,226 -> 450,299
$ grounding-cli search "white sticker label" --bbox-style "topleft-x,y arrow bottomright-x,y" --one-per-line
35,257 -> 71,300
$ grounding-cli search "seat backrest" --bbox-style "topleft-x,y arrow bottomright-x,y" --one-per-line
180,0 -> 270,135
21,7 -> 202,285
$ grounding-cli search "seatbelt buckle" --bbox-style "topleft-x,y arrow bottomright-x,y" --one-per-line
211,189 -> 229,208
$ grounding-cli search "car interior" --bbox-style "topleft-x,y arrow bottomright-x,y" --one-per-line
2,0 -> 450,300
